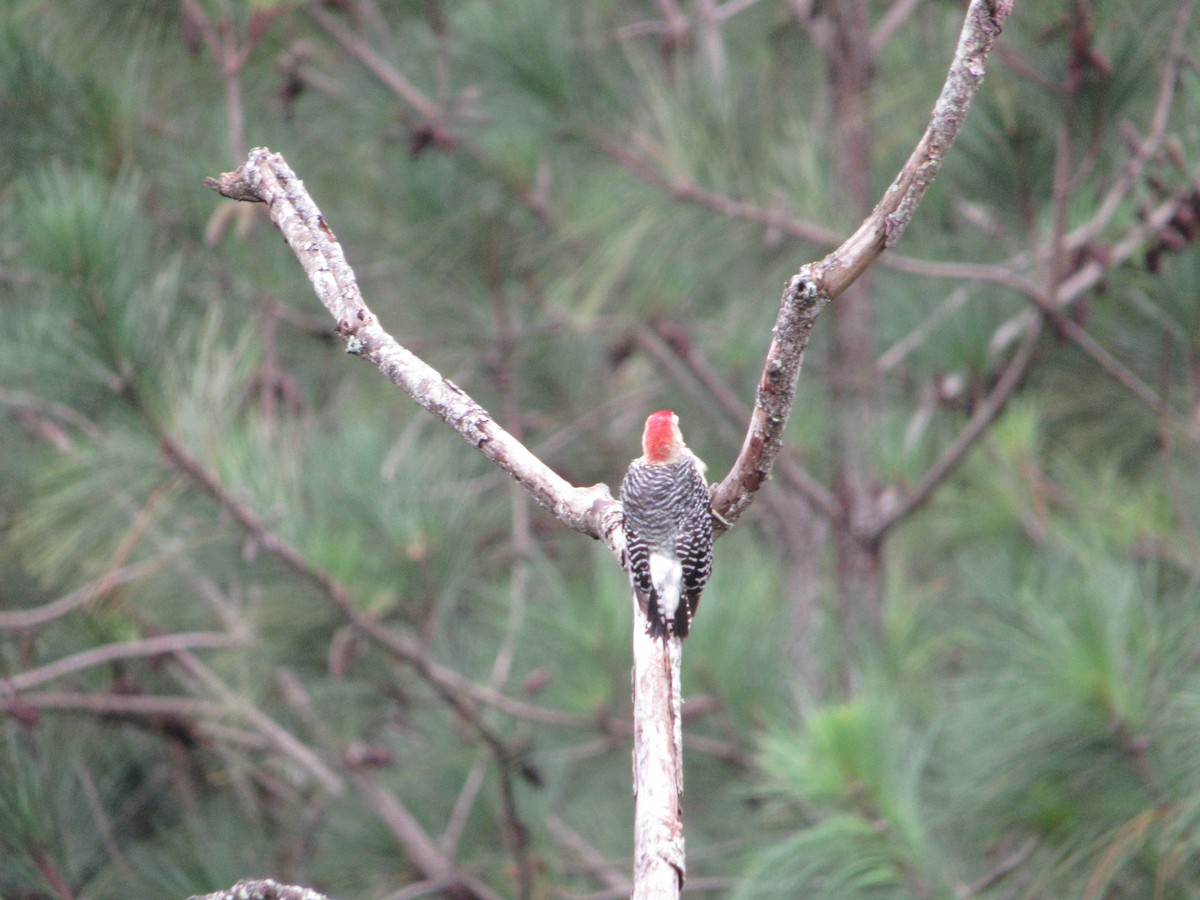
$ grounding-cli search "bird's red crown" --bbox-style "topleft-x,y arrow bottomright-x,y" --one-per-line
642,410 -> 682,463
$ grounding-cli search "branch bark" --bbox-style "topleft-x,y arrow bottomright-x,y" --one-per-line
631,619 -> 686,898
711,0 -> 1014,528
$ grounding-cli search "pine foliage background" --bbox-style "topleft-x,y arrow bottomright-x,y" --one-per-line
2,1 -> 1200,897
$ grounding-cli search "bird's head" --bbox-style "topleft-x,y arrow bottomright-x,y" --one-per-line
642,410 -> 685,464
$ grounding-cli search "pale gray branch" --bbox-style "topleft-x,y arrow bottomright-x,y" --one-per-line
631,613 -> 686,898
205,152 -> 623,558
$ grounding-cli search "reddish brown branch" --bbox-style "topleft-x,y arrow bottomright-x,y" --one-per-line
307,4 -> 455,151
869,316 -> 1044,539
349,770 -> 505,900
157,433 -> 576,746
30,848 -> 74,900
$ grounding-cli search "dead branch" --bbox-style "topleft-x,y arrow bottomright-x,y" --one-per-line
204,155 -> 622,555
631,624 -> 686,897
710,0 -> 1014,528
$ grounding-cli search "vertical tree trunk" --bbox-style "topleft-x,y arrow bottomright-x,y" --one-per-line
773,493 -> 830,694
825,0 -> 884,664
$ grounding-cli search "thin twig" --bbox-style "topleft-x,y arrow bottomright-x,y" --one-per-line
590,121 -> 1043,295
179,0 -> 252,159
272,665 -> 500,900
485,247 -> 537,898
715,0 -> 764,22
656,0 -> 691,48
307,0 -> 556,227
488,243 -> 532,690
169,650 -> 345,795
869,316 -> 1044,539
871,0 -> 923,57
154,429 -> 610,786
1035,296 -> 1185,425
5,690 -> 222,718
586,125 -> 838,247
75,759 -> 135,877
877,285 -> 974,374
1068,0 -> 1195,248
307,4 -> 452,148
0,387 -> 104,440
998,187 -> 1200,436
0,559 -> 164,631
29,849 -> 73,900
546,812 -> 631,895
696,0 -> 728,81
440,749 -> 489,856
350,769 -> 506,900
0,631 -> 239,695
959,836 -> 1038,897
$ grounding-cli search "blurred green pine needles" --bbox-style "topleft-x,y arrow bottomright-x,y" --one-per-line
2,1 -> 1200,897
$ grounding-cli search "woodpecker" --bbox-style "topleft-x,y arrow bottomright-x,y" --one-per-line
620,410 -> 713,641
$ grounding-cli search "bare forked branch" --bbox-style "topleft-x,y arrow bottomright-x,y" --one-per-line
207,0 -> 1012,547
204,6 -> 1011,897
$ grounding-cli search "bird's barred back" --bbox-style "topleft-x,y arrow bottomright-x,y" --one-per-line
621,456 -> 712,639
620,458 -> 710,549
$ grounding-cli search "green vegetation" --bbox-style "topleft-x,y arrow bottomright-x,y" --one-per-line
2,1 -> 1199,897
